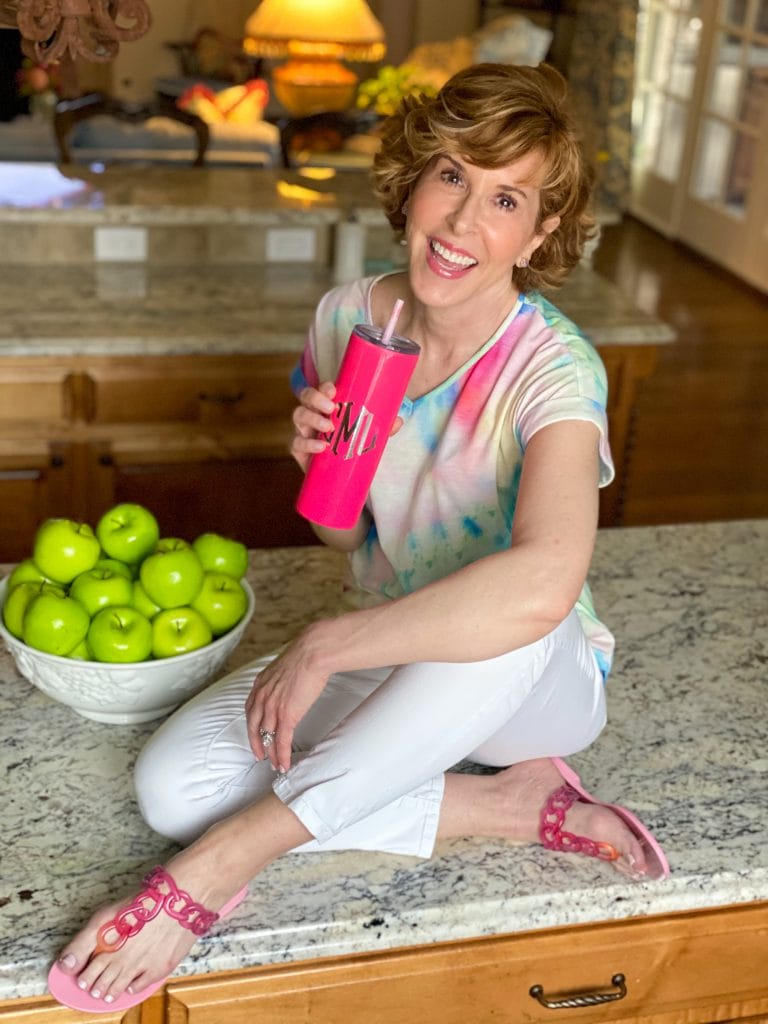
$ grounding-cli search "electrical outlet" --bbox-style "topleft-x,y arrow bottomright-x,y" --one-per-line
94,226 -> 148,262
266,228 -> 316,263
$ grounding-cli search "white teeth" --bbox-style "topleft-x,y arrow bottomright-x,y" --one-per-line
431,240 -> 476,267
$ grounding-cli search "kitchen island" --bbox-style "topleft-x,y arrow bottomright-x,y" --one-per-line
0,519 -> 766,1023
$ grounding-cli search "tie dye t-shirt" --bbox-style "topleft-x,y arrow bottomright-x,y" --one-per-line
292,274 -> 616,679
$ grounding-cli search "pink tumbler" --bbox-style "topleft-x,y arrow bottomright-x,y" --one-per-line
296,321 -> 420,530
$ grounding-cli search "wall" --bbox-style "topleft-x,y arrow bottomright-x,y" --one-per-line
108,0 -> 256,100
104,0 -> 480,100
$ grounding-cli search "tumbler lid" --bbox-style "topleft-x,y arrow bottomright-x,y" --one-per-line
355,323 -> 420,355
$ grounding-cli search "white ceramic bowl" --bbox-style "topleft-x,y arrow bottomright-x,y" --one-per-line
0,577 -> 255,725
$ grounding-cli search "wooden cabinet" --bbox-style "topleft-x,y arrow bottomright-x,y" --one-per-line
0,354 -> 316,561
1,903 -> 765,1024
0,343 -> 655,561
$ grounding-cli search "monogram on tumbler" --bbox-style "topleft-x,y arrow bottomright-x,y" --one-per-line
296,300 -> 420,530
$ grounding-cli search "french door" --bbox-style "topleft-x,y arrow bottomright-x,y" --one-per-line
631,0 -> 768,292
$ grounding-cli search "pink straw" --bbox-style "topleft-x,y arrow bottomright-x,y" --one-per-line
380,298 -> 404,346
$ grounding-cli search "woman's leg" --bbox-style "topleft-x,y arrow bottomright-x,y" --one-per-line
56,612 -> 642,1005
134,655 -> 392,845
136,610 -> 602,856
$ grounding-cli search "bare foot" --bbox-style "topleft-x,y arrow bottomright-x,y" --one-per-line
53,846 -> 243,1006
489,758 -> 654,880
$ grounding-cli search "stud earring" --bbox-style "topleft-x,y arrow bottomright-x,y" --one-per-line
518,257 -> 529,269
402,201 -> 409,216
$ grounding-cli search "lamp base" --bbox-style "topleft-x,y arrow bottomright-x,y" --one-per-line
273,60 -> 358,116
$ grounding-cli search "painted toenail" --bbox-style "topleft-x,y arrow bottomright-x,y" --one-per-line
77,980 -> 88,990
91,989 -> 100,999
58,953 -> 77,968
104,994 -> 114,1003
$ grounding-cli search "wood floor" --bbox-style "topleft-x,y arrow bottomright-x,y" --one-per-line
592,216 -> 768,527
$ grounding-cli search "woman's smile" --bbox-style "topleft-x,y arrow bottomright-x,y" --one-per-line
426,236 -> 479,277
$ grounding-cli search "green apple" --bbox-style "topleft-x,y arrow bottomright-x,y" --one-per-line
152,607 -> 212,659
156,536 -> 191,553
67,637 -> 93,661
22,590 -> 90,656
192,533 -> 248,580
7,558 -> 55,591
70,568 -> 134,618
87,606 -> 153,663
2,581 -> 65,639
132,579 -> 161,620
139,542 -> 204,609
95,503 -> 160,564
32,518 -> 100,585
191,571 -> 248,637
94,557 -> 134,581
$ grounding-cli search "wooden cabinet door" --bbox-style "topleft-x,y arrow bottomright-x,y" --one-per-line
86,429 -> 316,548
162,904 -> 768,1024
597,345 -> 658,528
0,440 -> 75,563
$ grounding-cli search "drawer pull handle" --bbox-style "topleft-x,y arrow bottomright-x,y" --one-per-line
530,973 -> 626,1010
198,391 -> 245,405
50,455 -> 65,468
99,454 -> 114,467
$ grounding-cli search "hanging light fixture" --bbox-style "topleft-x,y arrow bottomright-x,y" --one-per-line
243,0 -> 385,116
0,0 -> 152,64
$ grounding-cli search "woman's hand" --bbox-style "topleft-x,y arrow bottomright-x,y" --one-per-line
291,381 -> 337,473
245,626 -> 331,772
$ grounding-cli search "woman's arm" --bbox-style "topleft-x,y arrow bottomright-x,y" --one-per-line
250,419 -> 602,768
311,418 -> 600,666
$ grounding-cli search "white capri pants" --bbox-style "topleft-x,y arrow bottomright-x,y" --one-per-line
135,609 -> 606,858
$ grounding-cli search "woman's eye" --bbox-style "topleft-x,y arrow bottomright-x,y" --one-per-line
497,194 -> 517,211
439,168 -> 463,186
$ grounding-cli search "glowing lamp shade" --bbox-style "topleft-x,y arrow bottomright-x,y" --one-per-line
244,0 -> 386,116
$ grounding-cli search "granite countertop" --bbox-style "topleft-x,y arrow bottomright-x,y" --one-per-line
0,165 -> 380,224
1,520 -> 766,1002
0,263 -> 675,358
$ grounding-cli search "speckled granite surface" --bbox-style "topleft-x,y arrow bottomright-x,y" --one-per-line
0,520 -> 766,1001
0,262 -> 673,357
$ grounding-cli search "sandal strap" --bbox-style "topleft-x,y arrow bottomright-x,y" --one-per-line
95,866 -> 220,954
540,784 -> 619,862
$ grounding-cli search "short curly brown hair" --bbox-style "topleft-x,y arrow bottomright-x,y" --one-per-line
371,63 -> 595,292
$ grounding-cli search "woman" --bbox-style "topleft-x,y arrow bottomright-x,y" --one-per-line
49,63 -> 668,1013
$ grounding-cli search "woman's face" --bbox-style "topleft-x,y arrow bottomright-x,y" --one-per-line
405,149 -> 560,312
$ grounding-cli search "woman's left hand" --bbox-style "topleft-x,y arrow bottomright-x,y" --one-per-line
245,628 -> 331,772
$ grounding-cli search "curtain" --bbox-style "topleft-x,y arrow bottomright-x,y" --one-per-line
567,0 -> 638,215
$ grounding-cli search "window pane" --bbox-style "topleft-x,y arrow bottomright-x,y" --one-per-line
669,13 -> 703,97
707,32 -> 744,118
691,119 -> 751,215
724,132 -> 755,209
740,51 -> 768,127
653,97 -> 688,179
722,0 -> 748,27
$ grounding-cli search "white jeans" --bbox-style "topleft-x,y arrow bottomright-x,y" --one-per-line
134,609 -> 606,858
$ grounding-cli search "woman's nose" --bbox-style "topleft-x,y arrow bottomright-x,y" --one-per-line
446,193 -> 480,233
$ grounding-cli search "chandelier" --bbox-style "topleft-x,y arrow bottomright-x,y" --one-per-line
0,0 -> 152,64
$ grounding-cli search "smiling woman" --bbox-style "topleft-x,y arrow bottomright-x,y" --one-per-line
48,63 -> 669,1015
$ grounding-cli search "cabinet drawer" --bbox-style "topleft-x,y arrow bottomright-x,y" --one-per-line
83,355 -> 298,425
165,904 -> 768,1024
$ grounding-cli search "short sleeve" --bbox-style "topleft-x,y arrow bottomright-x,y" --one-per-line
513,306 -> 615,487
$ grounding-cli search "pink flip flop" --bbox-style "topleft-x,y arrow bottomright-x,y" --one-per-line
541,757 -> 670,880
48,866 -> 248,1013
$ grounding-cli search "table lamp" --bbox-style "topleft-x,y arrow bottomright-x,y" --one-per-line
243,0 -> 386,116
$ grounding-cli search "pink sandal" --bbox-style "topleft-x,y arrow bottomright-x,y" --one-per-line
540,758 -> 670,880
48,866 -> 248,1013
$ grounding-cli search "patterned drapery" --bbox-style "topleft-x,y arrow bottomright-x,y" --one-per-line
567,0 -> 638,214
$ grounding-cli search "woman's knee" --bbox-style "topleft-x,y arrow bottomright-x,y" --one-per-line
133,729 -> 198,842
